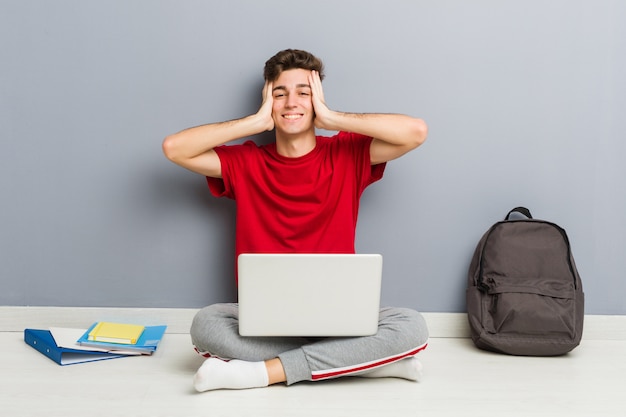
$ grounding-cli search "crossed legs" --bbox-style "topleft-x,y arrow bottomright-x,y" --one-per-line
190,303 -> 429,391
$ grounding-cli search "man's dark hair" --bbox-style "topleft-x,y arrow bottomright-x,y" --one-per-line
264,49 -> 325,82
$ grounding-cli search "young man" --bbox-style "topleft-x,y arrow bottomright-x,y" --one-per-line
162,49 -> 429,392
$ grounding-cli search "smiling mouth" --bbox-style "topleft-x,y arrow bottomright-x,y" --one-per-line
283,114 -> 303,120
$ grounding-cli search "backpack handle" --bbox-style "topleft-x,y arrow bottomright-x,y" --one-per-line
505,207 -> 533,220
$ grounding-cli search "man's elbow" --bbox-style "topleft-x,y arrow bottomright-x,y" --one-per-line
409,118 -> 428,149
162,134 -> 181,162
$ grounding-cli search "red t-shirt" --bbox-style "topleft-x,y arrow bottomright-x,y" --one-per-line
207,132 -> 385,278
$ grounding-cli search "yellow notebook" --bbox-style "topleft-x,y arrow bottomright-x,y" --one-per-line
87,322 -> 145,345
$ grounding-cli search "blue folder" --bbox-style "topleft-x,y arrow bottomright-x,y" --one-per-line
24,329 -> 127,366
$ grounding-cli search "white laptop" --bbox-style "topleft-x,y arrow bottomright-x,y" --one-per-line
237,253 -> 383,337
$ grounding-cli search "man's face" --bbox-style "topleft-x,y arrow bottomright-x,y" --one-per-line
271,68 -> 315,136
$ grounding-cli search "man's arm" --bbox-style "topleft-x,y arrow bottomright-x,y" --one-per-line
308,71 -> 428,165
162,82 -> 275,177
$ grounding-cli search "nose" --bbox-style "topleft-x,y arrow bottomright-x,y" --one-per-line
285,92 -> 298,108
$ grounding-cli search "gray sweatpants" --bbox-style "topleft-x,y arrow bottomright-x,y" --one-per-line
190,303 -> 429,385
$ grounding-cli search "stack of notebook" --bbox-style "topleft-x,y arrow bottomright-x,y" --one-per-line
24,321 -> 167,365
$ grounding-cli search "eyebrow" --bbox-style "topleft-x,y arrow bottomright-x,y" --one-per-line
272,83 -> 311,92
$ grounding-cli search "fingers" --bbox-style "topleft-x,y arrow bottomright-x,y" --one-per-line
309,70 -> 324,103
309,70 -> 332,130
309,70 -> 326,114
259,80 -> 275,131
262,80 -> 273,102
261,80 -> 274,113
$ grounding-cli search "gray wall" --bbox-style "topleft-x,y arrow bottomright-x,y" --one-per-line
1,1 -> 624,314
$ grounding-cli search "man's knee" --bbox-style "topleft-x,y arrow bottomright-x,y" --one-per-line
190,303 -> 238,353
380,307 -> 429,348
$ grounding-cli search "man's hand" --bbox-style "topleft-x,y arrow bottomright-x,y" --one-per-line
257,80 -> 275,132
308,70 -> 335,131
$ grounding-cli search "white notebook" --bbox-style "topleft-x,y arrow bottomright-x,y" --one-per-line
237,253 -> 383,337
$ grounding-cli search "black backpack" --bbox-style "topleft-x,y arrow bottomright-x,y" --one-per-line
466,207 -> 584,356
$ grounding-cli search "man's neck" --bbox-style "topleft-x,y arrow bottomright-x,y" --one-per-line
275,130 -> 317,158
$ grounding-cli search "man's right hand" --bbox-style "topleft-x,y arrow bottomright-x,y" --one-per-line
257,80 -> 275,132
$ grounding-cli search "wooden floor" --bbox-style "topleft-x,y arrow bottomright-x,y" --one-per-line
2,308 -> 625,417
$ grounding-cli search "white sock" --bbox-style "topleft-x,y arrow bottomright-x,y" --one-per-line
193,358 -> 269,392
357,357 -> 423,381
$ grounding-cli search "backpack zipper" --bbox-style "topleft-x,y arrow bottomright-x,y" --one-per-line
489,294 -> 499,315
